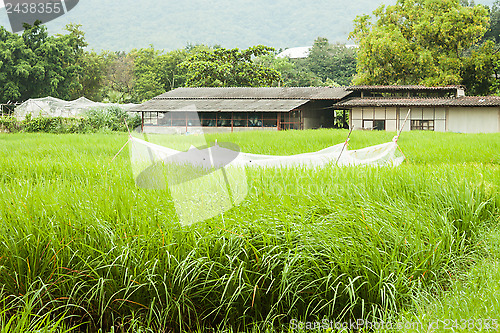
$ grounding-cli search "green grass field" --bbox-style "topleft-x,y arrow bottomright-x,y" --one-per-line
0,130 -> 499,332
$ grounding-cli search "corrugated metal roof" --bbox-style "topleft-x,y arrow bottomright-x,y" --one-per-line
153,87 -> 351,100
336,96 -> 500,107
347,85 -> 464,91
130,99 -> 310,112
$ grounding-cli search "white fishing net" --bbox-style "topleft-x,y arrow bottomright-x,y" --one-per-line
130,136 -> 405,170
13,96 -> 139,120
128,135 -> 405,225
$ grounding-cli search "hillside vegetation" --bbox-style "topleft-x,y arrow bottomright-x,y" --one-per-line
1,0 -> 492,51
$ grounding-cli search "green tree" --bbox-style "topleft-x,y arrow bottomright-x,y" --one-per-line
483,1 -> 500,43
0,25 -> 31,103
180,46 -> 281,87
306,37 -> 357,86
0,22 -> 86,103
350,0 -> 489,86
76,51 -> 108,101
255,55 -> 324,87
102,51 -> 136,103
132,46 -> 189,102
461,41 -> 500,96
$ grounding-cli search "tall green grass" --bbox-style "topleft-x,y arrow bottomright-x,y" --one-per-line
0,131 -> 498,331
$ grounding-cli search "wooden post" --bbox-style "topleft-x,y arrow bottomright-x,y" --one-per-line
141,112 -> 144,132
300,109 -> 303,130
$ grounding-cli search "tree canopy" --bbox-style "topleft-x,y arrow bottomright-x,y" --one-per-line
306,37 -> 357,86
0,22 -> 86,104
350,0 -> 490,87
179,46 -> 281,87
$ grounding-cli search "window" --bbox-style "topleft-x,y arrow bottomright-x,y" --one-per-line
248,113 -> 263,127
363,120 -> 385,130
279,110 -> 302,130
411,120 -> 434,131
158,112 -> 171,126
186,112 -> 199,126
373,120 -> 385,130
232,112 -> 247,127
200,113 -> 216,127
171,112 -> 187,126
263,112 -> 277,127
144,112 -> 159,125
217,113 -> 232,127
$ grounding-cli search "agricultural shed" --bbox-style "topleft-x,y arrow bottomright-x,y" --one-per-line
336,86 -> 500,133
129,87 -> 351,134
13,96 -> 139,120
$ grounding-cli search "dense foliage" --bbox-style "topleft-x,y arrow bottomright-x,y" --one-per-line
0,107 -> 140,133
0,22 -> 86,103
349,0 -> 500,95
4,0 -> 500,108
306,37 -> 357,86
350,0 -> 490,86
180,45 -> 281,87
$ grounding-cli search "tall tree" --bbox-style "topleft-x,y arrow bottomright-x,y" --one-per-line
179,46 -> 281,87
306,37 -> 357,86
483,0 -> 500,43
103,51 -> 136,103
255,55 -> 324,87
461,41 -> 500,96
76,51 -> 108,101
0,21 -> 86,104
350,0 -> 489,86
132,46 -> 190,102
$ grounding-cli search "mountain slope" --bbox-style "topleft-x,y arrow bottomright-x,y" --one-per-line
0,0 -> 495,51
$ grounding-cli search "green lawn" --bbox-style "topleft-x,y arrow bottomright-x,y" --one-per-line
0,130 -> 498,332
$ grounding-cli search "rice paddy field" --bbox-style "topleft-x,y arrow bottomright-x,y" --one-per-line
0,130 -> 499,332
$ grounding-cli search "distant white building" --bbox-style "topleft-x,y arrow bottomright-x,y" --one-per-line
276,47 -> 312,59
277,44 -> 358,59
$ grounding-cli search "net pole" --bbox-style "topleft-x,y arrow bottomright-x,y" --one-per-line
394,108 -> 411,143
335,126 -> 354,166
110,119 -> 133,164
124,119 -> 132,138
110,139 -> 130,164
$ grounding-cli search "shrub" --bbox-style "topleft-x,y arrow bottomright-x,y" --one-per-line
1,107 -> 141,134
0,116 -> 20,133
84,107 -> 140,132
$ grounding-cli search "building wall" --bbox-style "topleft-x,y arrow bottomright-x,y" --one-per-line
350,107 -> 398,131
400,107 -> 446,132
351,106 -> 500,133
447,107 -> 500,133
302,109 -> 333,129
143,126 -> 276,135
302,101 -> 335,129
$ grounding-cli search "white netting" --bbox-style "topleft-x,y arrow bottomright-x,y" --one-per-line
130,137 -> 405,170
128,137 -> 404,225
13,96 -> 139,120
